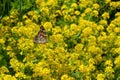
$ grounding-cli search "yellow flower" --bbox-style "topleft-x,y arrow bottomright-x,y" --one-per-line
70,23 -> 79,32
68,8 -> 74,14
10,58 -> 24,72
88,35 -> 97,46
81,13 -> 86,18
9,10 -> 18,19
110,2 -> 120,9
74,10 -> 80,15
114,55 -> 120,66
61,74 -> 75,80
99,20 -> 108,26
102,12 -> 110,19
93,10 -> 99,17
105,60 -> 113,67
111,17 -> 120,25
82,27 -> 92,37
89,57 -> 96,64
88,45 -> 101,54
46,0 -> 57,7
61,5 -> 67,10
97,25 -> 104,31
75,43 -> 83,53
84,8 -> 92,14
52,26 -> 62,34
17,31 -> 34,51
115,47 -> 120,54
71,16 -> 76,22
6,46 -> 12,51
61,74 -> 69,80
85,76 -> 91,80
71,3 -> 78,9
106,23 -> 115,33
115,12 -> 120,17
114,36 -> 120,46
105,67 -> 115,79
55,47 -> 65,53
95,54 -> 103,62
93,3 -> 100,10
41,7 -> 49,16
43,22 -> 52,31
55,10 -> 62,16
22,15 -> 28,20
24,19 -> 33,25
50,34 -> 63,43
64,15 -> 71,21
3,75 -> 16,80
15,22 -> 23,28
0,38 -> 5,44
114,27 -> 120,33
33,62 -> 50,79
96,73 -> 105,80
0,66 -> 9,74
15,72 -> 26,79
105,66 -> 114,73
105,0 -> 111,4
64,24 -> 77,37
89,64 -> 96,71
79,64 -> 89,73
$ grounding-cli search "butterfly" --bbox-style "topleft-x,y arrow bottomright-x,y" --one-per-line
33,26 -> 47,44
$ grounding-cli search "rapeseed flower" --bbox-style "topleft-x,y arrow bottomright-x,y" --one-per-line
114,27 -> 120,33
15,72 -> 26,79
105,60 -> 113,67
96,73 -> 105,80
99,20 -> 108,26
50,34 -> 63,43
0,38 -> 5,44
61,74 -> 75,80
92,3 -> 100,10
114,36 -> 120,46
107,23 -> 115,33
93,10 -> 99,17
114,55 -> 120,66
10,58 -> 24,72
43,22 -> 52,31
75,43 -> 83,53
71,3 -> 78,9
79,64 -> 89,74
74,10 -> 80,15
46,0 -> 57,7
52,26 -> 62,34
0,66 -> 9,74
105,67 -> 114,73
89,64 -> 96,71
114,47 -> 120,54
102,12 -> 110,19
82,27 -> 92,37
41,7 -> 50,16
3,75 -> 16,80
1,0 -> 120,79
105,66 -> 114,79
115,12 -> 120,17
61,5 -> 67,10
105,0 -> 111,4
84,8 -> 92,14
97,25 -> 104,31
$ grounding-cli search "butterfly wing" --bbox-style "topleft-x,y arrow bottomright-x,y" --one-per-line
33,26 -> 47,44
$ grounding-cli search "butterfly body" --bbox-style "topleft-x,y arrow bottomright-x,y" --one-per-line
33,26 -> 47,44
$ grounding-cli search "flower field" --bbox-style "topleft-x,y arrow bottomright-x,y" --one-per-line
0,0 -> 120,80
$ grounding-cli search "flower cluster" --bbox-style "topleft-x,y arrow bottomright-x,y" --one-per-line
0,0 -> 120,80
